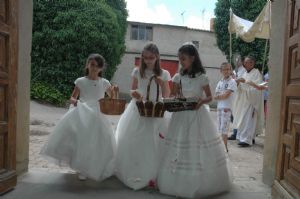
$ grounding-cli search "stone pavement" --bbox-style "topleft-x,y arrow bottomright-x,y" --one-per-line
3,101 -> 272,199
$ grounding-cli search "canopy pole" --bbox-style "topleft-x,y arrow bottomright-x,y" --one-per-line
261,39 -> 269,74
229,8 -> 233,65
262,0 -> 271,74
229,33 -> 232,65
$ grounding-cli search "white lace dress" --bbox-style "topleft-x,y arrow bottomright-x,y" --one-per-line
157,73 -> 232,198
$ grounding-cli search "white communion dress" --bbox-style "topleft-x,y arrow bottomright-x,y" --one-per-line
41,77 -> 116,181
157,73 -> 232,198
115,68 -> 171,190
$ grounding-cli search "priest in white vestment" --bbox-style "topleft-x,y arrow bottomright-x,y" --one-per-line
232,56 -> 265,147
229,55 -> 247,140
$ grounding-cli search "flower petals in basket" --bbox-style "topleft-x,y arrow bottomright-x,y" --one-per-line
163,80 -> 198,112
99,86 -> 126,115
136,75 -> 165,118
163,97 -> 198,112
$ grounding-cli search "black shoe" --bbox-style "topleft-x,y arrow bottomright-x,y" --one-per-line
228,134 -> 236,140
238,142 -> 250,147
252,139 -> 255,144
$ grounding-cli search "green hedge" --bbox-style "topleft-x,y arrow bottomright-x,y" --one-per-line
31,0 -> 128,105
31,82 -> 67,106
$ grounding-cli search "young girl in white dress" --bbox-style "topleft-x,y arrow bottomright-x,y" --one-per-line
157,43 -> 232,198
115,43 -> 171,190
41,54 -> 116,181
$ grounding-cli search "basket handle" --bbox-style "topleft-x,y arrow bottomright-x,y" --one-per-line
146,75 -> 159,102
177,79 -> 184,99
111,85 -> 119,99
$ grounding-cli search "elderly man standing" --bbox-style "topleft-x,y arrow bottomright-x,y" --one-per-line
232,56 -> 264,147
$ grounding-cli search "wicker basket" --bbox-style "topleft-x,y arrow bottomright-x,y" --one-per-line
136,75 -> 165,117
163,80 -> 198,112
99,87 -> 126,115
163,98 -> 198,112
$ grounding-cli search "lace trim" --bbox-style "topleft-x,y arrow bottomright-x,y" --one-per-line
164,136 -> 223,149
166,156 -> 228,173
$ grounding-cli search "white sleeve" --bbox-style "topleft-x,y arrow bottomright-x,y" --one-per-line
172,73 -> 180,84
202,75 -> 209,86
102,79 -> 111,91
131,67 -> 139,78
162,70 -> 171,82
74,78 -> 81,90
227,79 -> 237,92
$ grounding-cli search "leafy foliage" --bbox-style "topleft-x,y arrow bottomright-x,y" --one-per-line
31,82 -> 66,106
214,0 -> 269,72
31,0 -> 128,104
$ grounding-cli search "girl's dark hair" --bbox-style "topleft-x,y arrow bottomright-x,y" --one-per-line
140,42 -> 162,78
178,43 -> 206,77
85,53 -> 106,77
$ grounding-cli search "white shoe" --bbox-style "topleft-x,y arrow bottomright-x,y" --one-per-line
77,173 -> 87,181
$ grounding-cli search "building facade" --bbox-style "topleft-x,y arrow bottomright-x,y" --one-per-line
111,21 -> 227,99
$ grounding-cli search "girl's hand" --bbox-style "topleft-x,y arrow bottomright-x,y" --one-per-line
109,85 -> 119,98
195,98 -> 203,110
70,98 -> 78,107
131,90 -> 142,100
70,86 -> 80,107
155,77 -> 164,87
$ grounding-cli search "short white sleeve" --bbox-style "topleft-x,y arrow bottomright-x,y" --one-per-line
161,70 -> 171,82
227,79 -> 237,92
201,74 -> 209,86
102,78 -> 111,91
74,78 -> 82,90
172,73 -> 180,84
131,67 -> 139,78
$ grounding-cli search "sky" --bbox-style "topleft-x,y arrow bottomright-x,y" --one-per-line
125,0 -> 218,30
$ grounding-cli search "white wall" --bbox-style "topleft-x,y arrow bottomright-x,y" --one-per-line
112,22 -> 225,99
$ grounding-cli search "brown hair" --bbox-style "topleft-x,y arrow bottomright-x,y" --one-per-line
178,43 -> 206,78
140,43 -> 162,78
85,53 -> 105,77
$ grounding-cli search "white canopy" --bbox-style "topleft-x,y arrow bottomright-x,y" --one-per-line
228,1 -> 271,43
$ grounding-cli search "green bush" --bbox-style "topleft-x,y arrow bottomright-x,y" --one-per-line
31,0 -> 128,105
214,0 -> 269,72
31,82 -> 67,106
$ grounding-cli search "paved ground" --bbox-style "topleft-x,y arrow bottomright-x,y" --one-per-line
3,101 -> 271,199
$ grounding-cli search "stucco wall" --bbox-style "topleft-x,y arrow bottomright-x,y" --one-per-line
112,22 -> 225,99
16,0 -> 32,174
262,0 -> 286,186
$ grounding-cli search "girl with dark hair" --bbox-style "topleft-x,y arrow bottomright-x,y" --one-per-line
178,43 -> 206,77
157,43 -> 232,198
41,53 -> 116,182
115,42 -> 171,190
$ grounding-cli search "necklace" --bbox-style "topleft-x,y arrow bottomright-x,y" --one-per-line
86,76 -> 98,86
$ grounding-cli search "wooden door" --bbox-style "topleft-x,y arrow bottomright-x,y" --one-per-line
275,0 -> 300,197
0,0 -> 18,194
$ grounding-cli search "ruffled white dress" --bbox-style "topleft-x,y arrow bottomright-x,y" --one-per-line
41,77 -> 116,181
115,68 -> 171,190
157,73 -> 232,198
